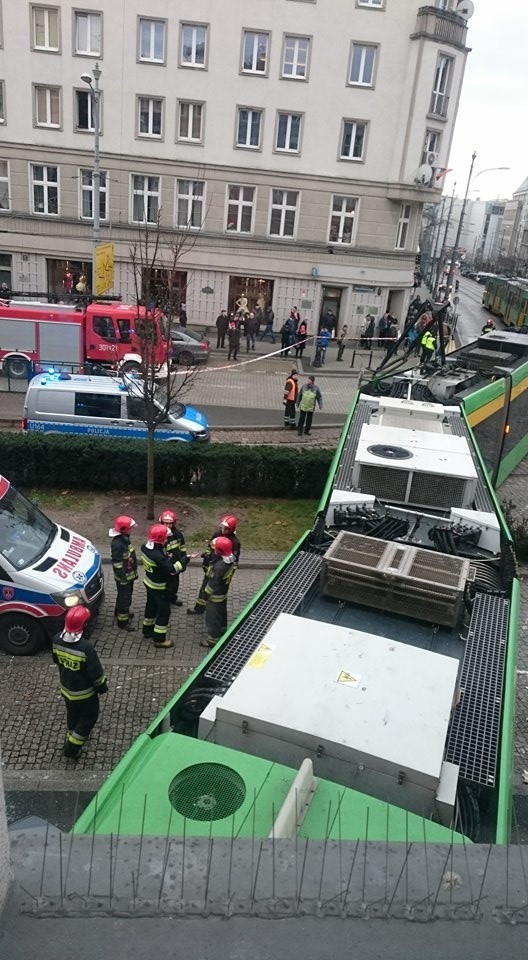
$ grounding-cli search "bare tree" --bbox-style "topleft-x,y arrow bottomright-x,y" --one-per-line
128,211 -> 203,519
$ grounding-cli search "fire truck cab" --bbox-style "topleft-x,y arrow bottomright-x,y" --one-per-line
0,299 -> 168,379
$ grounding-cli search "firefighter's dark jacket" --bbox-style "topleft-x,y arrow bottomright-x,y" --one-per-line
165,527 -> 186,564
204,555 -> 236,602
111,534 -> 138,584
52,632 -> 108,701
141,542 -> 187,589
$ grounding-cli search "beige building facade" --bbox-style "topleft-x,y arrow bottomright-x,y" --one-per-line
0,0 -> 470,336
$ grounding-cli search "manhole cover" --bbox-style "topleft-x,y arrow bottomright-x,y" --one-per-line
168,762 -> 246,821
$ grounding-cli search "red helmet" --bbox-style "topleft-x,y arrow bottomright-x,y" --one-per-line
149,523 -> 168,545
214,536 -> 233,557
112,515 -> 136,535
64,606 -> 91,633
159,509 -> 177,525
219,515 -> 237,533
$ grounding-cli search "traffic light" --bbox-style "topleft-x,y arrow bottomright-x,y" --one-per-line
455,280 -> 460,292
415,253 -> 421,266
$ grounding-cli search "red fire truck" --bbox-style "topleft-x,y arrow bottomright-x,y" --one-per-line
0,299 -> 169,379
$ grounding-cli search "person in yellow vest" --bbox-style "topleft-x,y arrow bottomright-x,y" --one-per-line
283,368 -> 298,429
420,328 -> 436,363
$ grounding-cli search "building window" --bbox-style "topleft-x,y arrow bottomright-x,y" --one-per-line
329,196 -> 358,244
269,189 -> 298,238
177,101 -> 203,142
396,203 -> 411,249
430,55 -> 451,117
0,253 -> 12,288
340,119 -> 366,160
31,164 -> 58,215
0,160 -> 10,210
276,112 -> 302,153
0,80 -> 5,123
80,168 -> 107,220
357,0 -> 384,6
236,107 -> 262,149
348,42 -> 376,86
75,88 -> 101,131
422,129 -> 441,164
32,6 -> 59,51
137,96 -> 163,138
176,179 -> 204,229
131,174 -> 160,224
74,11 -> 101,56
226,185 -> 255,234
34,85 -> 61,127
282,35 -> 310,79
181,23 -> 207,68
138,18 -> 165,63
242,31 -> 269,74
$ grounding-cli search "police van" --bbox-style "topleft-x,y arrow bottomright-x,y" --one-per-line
0,475 -> 104,655
22,373 -> 209,442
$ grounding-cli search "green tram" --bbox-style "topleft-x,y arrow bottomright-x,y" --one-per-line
482,275 -> 528,327
74,329 -> 528,848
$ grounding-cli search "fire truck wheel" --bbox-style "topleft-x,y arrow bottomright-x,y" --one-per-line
0,614 -> 46,656
121,361 -> 141,375
5,356 -> 30,380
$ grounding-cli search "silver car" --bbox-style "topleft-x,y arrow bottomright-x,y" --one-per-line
171,326 -> 210,365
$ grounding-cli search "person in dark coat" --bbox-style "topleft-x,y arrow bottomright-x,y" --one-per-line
215,309 -> 229,348
202,536 -> 237,648
294,319 -> 308,359
227,320 -> 241,360
179,304 -> 188,327
52,606 -> 108,759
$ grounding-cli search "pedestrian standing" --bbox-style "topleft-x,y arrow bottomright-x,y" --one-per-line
227,320 -> 241,361
317,325 -> 331,364
259,306 -> 276,343
336,325 -> 348,361
187,515 -> 241,615
141,524 -> 188,648
385,319 -> 399,353
289,306 -> 301,331
420,328 -> 436,363
215,309 -> 228,348
378,311 -> 390,347
283,368 -> 298,429
52,606 -> 108,759
297,375 -> 323,436
363,316 -> 375,350
179,303 -> 188,327
109,515 -> 137,632
245,312 -> 258,352
202,536 -> 237,648
294,319 -> 308,359
280,317 -> 295,358
159,509 -> 186,606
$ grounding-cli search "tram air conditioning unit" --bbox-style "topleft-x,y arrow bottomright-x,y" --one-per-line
351,423 -> 477,510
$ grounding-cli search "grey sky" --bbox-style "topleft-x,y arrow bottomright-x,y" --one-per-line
442,0 -> 527,202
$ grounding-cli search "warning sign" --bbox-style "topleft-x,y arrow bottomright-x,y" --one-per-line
335,670 -> 361,688
248,643 -> 274,669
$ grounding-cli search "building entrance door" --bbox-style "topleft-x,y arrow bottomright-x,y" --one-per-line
319,286 -> 343,335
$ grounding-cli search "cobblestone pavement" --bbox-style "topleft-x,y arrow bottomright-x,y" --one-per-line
0,564 -> 274,790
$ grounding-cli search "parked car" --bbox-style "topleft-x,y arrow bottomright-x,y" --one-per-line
170,326 -> 210,365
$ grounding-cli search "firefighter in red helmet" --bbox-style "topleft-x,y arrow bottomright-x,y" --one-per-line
159,509 -> 186,606
109,515 -> 138,631
141,523 -> 189,648
187,514 -> 240,615
52,606 -> 108,759
202,536 -> 237,648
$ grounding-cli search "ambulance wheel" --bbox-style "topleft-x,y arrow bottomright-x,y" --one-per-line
0,614 -> 46,656
5,356 -> 30,380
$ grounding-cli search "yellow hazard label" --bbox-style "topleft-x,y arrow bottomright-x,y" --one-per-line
247,643 -> 274,669
335,670 -> 360,688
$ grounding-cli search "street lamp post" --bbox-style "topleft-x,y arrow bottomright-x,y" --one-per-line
81,63 -> 101,291
444,156 -> 510,299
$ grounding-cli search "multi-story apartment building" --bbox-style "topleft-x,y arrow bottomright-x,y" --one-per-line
0,1 -> 470,335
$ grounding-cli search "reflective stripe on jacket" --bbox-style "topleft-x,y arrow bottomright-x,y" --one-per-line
52,634 -> 107,700
204,555 -> 236,602
141,543 -> 177,590
111,534 -> 138,583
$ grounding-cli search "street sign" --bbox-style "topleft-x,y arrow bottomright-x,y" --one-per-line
95,242 -> 115,296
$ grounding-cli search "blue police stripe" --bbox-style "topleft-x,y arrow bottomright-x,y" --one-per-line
27,420 -> 196,442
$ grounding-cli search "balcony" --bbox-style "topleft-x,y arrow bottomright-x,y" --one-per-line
412,6 -> 470,51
